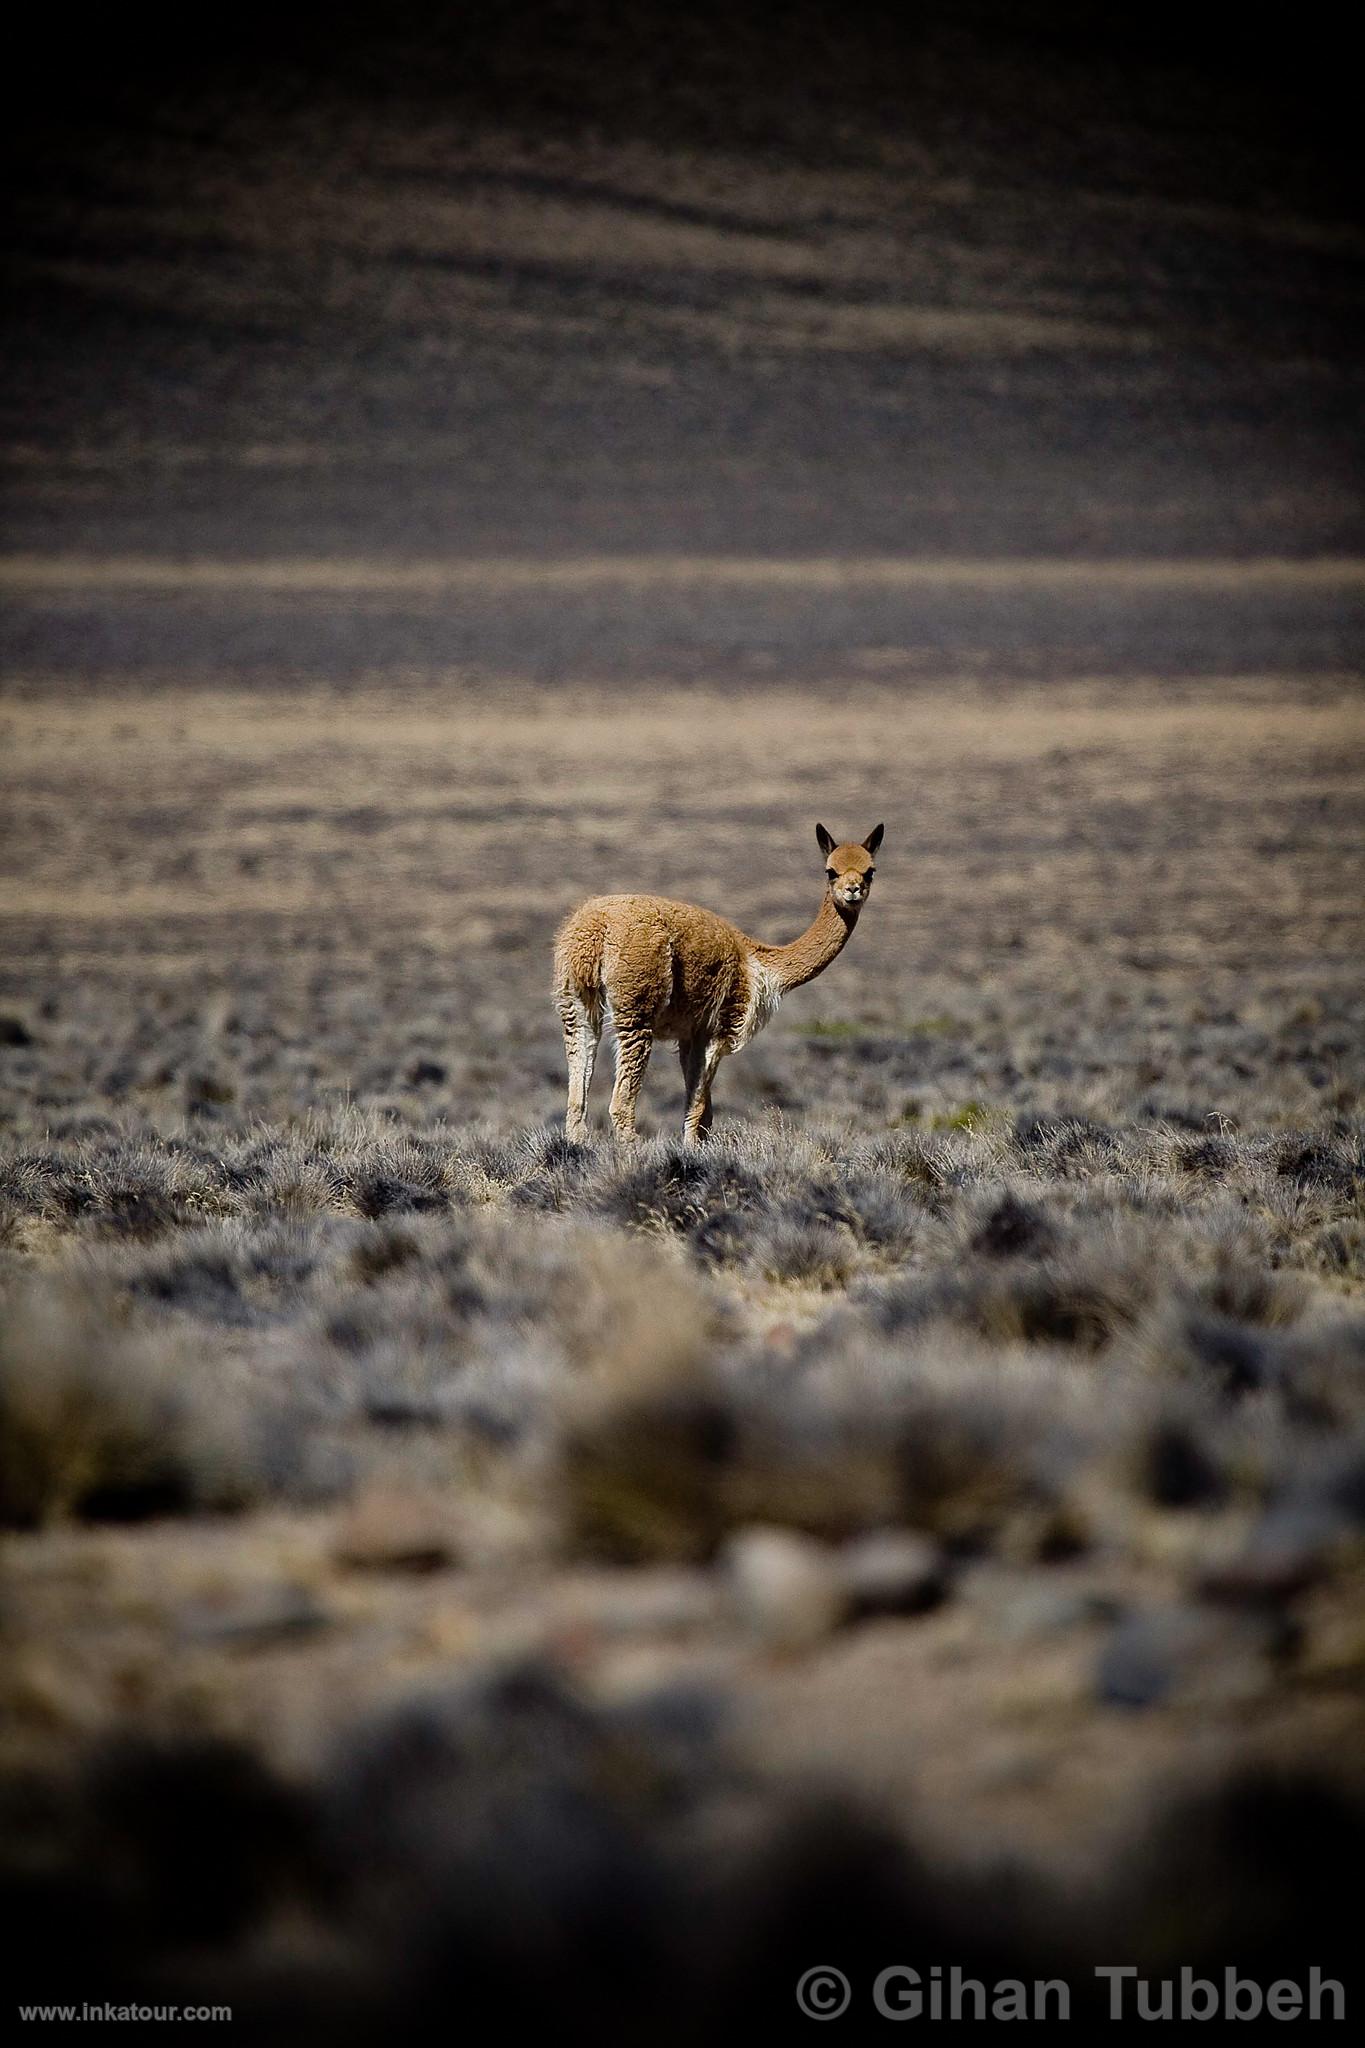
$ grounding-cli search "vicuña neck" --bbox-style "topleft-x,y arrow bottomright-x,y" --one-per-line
751,891 -> 858,994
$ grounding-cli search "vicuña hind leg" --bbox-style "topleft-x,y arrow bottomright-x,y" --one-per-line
678,1039 -> 701,1133
609,1023 -> 653,1142
559,993 -> 601,1143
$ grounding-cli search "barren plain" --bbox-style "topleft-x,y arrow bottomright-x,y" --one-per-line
3,7 -> 1364,2029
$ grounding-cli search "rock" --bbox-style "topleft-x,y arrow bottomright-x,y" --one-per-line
724,1526 -> 845,1650
1097,1602 -> 1294,1709
0,1013 -> 34,1047
1198,1500 -> 1354,1607
840,1530 -> 945,1619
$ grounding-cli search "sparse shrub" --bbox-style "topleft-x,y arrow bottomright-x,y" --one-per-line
895,1401 -> 1050,1545
1138,1416 -> 1227,1508
405,1057 -> 447,1087
0,1276 -> 249,1526
966,1189 -> 1058,1260
508,1127 -> 602,1211
353,1172 -> 447,1220
753,1213 -> 858,1288
589,1142 -> 714,1233
564,1387 -> 740,1562
554,1225 -> 727,1393
1198,1253 -> 1310,1328
1275,1133 -> 1361,1196
1012,1114 -> 1117,1169
1309,1215 -> 1365,1278
1175,1133 -> 1238,1180
861,1247 -> 1149,1352
131,1245 -> 254,1325
1149,1308 -> 1280,1397
1272,1318 -> 1365,1427
348,1224 -> 424,1284
562,1367 -> 916,1562
689,1205 -> 759,1268
836,1171 -> 920,1254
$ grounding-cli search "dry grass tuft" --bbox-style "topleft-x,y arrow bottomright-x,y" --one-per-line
0,1275 -> 250,1528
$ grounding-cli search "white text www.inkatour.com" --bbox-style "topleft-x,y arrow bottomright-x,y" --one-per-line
19,2004 -> 231,2024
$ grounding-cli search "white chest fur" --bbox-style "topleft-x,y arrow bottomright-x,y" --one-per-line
736,957 -> 785,1048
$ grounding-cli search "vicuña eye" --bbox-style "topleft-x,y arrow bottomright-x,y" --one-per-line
866,868 -> 875,879
826,867 -> 838,881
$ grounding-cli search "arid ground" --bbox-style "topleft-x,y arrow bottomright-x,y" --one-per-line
3,6 -> 1364,2031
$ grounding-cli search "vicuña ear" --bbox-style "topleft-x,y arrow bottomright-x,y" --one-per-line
816,823 -> 836,858
862,823 -> 885,855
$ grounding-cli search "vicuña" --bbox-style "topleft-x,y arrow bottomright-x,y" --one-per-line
554,822 -> 884,1145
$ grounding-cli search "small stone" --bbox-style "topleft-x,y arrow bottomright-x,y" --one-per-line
578,1569 -> 719,1637
723,1526 -> 845,1649
971,1569 -> 1118,1641
334,1486 -> 461,1573
840,1530 -> 945,1619
177,1584 -> 329,1647
1199,1546 -> 1326,1607
1199,1495 -> 1362,1606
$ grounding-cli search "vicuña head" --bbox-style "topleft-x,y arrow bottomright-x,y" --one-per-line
554,821 -> 884,1146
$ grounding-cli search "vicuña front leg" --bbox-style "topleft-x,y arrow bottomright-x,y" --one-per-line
559,993 -> 600,1143
609,1024 -> 653,1142
682,1039 -> 723,1146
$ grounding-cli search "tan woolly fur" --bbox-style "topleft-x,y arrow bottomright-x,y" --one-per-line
554,823 -> 885,1145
